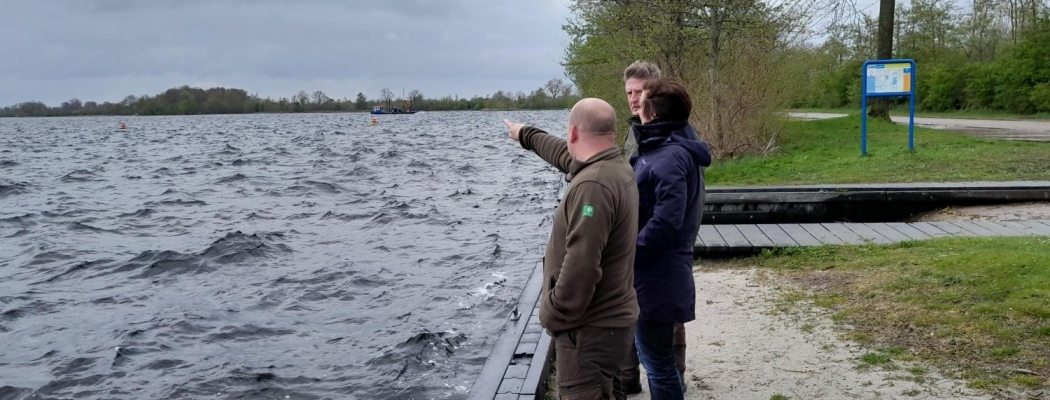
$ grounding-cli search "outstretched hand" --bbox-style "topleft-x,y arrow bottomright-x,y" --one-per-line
503,119 -> 525,141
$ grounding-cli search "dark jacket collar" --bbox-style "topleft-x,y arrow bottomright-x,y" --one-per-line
630,118 -> 714,168
633,117 -> 689,145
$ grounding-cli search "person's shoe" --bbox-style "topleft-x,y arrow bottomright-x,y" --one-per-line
624,382 -> 642,395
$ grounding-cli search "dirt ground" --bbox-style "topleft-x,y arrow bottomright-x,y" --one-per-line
630,269 -> 994,400
909,202 -> 1050,222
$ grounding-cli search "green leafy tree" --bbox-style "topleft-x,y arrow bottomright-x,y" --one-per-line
564,0 -> 834,156
355,92 -> 368,110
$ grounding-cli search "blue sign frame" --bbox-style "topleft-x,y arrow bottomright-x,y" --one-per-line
861,59 -> 917,155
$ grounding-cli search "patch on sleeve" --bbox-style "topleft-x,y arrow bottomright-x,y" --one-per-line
581,204 -> 594,217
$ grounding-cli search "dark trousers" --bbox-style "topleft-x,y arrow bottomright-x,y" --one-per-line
622,323 -> 686,385
634,320 -> 684,400
554,325 -> 635,400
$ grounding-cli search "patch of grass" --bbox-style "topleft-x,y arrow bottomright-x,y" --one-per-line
968,379 -> 997,389
800,323 -> 815,333
902,389 -> 922,396
789,107 -> 1050,120
1035,326 -> 1050,337
883,346 -> 908,356
813,293 -> 846,308
1015,375 -> 1045,387
707,115 -> 1050,185
843,331 -> 873,342
770,394 -> 791,400
861,352 -> 893,366
713,236 -> 1050,392
991,346 -> 1021,358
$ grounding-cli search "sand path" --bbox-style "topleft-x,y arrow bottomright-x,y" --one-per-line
786,112 -> 1050,141
630,269 -> 990,400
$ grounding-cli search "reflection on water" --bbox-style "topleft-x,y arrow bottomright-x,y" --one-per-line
0,111 -> 567,399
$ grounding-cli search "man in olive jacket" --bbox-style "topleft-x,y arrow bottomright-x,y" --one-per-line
503,98 -> 640,400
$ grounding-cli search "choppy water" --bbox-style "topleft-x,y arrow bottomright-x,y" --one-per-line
0,111 -> 567,399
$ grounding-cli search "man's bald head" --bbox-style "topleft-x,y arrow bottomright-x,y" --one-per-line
568,98 -> 617,138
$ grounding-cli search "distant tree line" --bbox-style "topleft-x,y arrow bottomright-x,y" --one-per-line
793,1 -> 1050,114
0,79 -> 580,117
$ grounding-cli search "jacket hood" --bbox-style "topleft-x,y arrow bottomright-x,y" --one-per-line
633,118 -> 713,168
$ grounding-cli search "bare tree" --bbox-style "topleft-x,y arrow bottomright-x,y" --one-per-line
961,0 -> 1005,62
312,90 -> 329,105
1002,0 -> 1048,43
380,88 -> 394,105
545,78 -> 567,98
407,89 -> 423,103
560,86 -> 574,99
295,90 -> 310,105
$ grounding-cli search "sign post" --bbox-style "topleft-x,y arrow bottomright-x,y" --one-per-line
861,59 -> 916,155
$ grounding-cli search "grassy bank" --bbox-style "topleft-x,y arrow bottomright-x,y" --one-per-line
707,115 -> 1050,185
711,237 -> 1050,392
790,108 -> 1050,121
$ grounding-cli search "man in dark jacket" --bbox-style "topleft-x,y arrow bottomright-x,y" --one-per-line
631,79 -> 712,400
503,98 -> 640,400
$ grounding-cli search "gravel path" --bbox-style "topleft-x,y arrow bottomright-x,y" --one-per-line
786,112 -> 1050,141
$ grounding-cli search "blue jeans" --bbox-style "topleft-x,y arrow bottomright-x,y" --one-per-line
635,319 -> 683,400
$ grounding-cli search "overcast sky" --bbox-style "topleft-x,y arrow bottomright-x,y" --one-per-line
0,0 -> 575,106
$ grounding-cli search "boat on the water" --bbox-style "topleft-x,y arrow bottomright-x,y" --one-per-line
370,106 -> 417,115
371,100 -> 417,115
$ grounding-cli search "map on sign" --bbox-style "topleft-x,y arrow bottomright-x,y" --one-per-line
865,63 -> 911,94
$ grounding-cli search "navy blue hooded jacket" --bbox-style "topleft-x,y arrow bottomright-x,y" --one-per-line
629,118 -> 712,324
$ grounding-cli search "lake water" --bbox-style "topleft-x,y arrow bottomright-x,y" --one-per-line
0,111 -> 568,399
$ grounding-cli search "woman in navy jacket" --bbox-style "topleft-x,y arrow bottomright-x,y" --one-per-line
629,78 -> 712,400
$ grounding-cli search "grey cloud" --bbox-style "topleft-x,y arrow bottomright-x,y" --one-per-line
0,0 -> 572,105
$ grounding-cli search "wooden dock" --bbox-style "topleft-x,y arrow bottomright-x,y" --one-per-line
696,220 -> 1050,257
704,181 -> 1050,224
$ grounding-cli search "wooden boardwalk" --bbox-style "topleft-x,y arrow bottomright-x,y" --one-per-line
707,181 -> 1050,193
696,220 -> 1050,256
703,181 -> 1050,225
